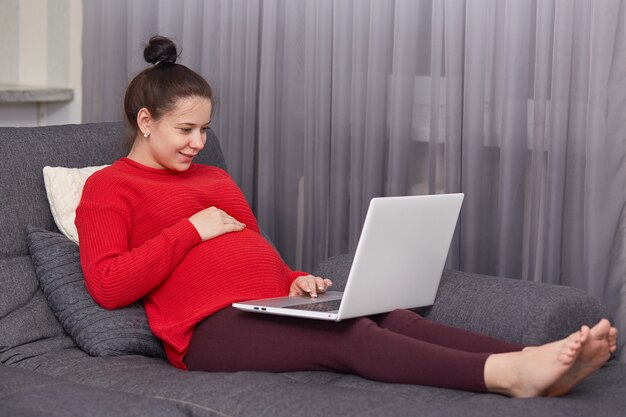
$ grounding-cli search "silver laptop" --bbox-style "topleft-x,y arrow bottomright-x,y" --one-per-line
232,193 -> 464,321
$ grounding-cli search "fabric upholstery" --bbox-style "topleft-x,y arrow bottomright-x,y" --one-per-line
428,269 -> 610,346
0,365 -> 190,417
26,226 -> 165,358
0,255 -> 75,366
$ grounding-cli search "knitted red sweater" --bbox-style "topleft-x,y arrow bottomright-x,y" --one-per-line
75,158 -> 307,369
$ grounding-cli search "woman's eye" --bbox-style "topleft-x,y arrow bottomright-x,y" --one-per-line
180,128 -> 192,133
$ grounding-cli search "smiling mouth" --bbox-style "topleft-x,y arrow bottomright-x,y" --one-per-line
179,152 -> 196,158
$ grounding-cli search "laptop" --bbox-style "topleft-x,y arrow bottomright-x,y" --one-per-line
232,193 -> 464,321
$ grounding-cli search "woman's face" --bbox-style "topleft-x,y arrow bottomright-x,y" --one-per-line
135,96 -> 212,172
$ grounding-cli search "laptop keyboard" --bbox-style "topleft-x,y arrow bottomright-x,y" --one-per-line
286,299 -> 342,312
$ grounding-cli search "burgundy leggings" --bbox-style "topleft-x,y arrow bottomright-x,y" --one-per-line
184,307 -> 524,392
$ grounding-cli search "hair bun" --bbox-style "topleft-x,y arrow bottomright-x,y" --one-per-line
144,36 -> 178,67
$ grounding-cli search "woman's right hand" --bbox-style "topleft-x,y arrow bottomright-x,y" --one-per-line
188,207 -> 246,241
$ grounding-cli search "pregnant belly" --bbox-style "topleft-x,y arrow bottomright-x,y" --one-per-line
149,228 -> 290,315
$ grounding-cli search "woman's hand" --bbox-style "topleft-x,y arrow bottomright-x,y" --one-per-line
289,275 -> 333,298
189,207 -> 246,241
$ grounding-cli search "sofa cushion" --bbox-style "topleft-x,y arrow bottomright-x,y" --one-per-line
0,255 -> 75,366
43,165 -> 109,243
26,226 -> 165,358
0,365 -> 190,417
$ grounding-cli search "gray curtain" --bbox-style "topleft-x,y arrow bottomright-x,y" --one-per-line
83,0 -> 626,360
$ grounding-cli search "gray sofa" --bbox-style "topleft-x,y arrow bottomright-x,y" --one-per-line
1,122 -> 625,417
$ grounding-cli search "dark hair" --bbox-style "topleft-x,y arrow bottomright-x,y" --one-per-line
124,36 -> 213,139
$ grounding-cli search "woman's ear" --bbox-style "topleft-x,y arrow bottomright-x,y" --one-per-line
137,108 -> 153,137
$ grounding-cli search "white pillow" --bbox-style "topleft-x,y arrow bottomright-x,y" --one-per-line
43,165 -> 109,243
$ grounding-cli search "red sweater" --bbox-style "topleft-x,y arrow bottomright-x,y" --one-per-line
75,158 -> 307,369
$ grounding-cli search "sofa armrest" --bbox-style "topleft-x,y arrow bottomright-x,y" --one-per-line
312,254 -> 610,346
427,269 -> 610,346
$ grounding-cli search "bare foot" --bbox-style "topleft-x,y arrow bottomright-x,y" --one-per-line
484,330 -> 584,398
545,319 -> 615,396
485,319 -> 615,398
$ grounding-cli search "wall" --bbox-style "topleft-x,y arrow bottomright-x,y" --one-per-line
0,0 -> 82,126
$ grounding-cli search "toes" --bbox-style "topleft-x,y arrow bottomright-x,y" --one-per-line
579,326 -> 590,343
590,319 -> 611,339
561,335 -> 584,363
566,346 -> 579,359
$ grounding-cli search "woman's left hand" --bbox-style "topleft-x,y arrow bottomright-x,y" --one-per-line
289,275 -> 333,298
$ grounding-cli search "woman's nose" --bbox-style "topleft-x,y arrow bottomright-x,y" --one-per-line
190,131 -> 205,150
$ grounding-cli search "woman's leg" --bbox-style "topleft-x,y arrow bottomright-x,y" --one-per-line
184,307 -> 491,392
371,309 -> 524,353
185,309 -> 615,397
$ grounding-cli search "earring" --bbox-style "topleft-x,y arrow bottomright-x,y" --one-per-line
143,132 -> 150,138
